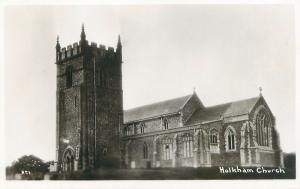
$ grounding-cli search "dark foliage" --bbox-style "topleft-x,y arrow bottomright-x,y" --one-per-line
283,152 -> 296,178
6,155 -> 49,180
284,153 -> 296,169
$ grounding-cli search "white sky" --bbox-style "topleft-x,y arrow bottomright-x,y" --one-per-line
4,5 -> 295,165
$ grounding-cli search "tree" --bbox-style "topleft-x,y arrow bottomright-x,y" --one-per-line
9,155 -> 49,175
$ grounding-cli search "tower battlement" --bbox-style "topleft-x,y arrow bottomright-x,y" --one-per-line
56,41 -> 118,63
55,25 -> 121,64
57,42 -> 81,61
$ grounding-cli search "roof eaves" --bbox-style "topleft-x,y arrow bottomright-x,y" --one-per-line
185,118 -> 223,127
124,111 -> 180,125
223,112 -> 249,118
201,119 -> 223,124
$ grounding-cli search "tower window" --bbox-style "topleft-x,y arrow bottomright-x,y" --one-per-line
66,66 -> 73,88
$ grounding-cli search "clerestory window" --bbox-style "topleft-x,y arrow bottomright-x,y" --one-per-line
163,118 -> 169,130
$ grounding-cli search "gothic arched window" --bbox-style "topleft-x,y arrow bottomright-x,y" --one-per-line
163,118 -> 169,130
66,66 -> 73,88
162,137 -> 173,160
209,129 -> 220,153
256,109 -> 271,146
143,142 -> 148,159
140,123 -> 145,134
183,134 -> 193,157
210,129 -> 218,144
134,124 -> 138,135
225,127 -> 236,151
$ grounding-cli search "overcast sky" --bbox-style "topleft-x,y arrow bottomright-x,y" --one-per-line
4,5 -> 294,165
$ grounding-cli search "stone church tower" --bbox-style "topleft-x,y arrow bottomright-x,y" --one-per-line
55,25 -> 123,171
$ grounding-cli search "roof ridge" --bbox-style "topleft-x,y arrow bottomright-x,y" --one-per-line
206,96 -> 259,109
124,94 -> 193,112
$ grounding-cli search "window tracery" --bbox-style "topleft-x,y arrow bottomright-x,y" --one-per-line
225,127 -> 236,151
209,129 -> 219,153
162,137 -> 173,160
182,134 -> 193,157
256,109 -> 271,146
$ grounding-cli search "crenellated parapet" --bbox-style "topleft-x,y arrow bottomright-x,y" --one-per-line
90,41 -> 116,57
56,41 -> 119,64
57,42 -> 82,62
55,25 -> 122,66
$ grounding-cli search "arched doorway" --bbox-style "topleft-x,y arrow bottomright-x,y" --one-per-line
63,148 -> 75,172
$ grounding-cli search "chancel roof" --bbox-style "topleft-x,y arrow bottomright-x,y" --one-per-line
124,94 -> 193,123
186,97 -> 260,125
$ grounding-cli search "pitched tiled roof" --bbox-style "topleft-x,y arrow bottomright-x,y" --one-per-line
124,94 -> 192,123
186,97 -> 260,125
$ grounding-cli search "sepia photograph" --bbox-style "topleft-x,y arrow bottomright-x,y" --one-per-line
2,1 -> 297,186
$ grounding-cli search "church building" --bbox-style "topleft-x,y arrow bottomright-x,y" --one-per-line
123,92 -> 284,168
55,26 -> 284,172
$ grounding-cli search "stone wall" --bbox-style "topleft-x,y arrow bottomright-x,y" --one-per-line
246,97 -> 282,167
124,114 -> 181,136
84,47 -> 123,168
125,136 -> 154,168
197,120 -> 243,167
259,151 -> 276,167
123,106 -> 282,169
56,57 -> 84,91
57,42 -> 123,170
56,55 -> 84,170
124,128 -> 211,168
